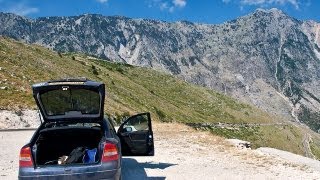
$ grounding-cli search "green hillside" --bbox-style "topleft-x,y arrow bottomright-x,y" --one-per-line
1,36 -> 320,158
0,36 -> 271,124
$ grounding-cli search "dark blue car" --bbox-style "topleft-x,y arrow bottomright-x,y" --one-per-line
18,79 -> 154,179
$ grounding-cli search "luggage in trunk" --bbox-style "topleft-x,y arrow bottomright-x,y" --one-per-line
33,126 -> 103,166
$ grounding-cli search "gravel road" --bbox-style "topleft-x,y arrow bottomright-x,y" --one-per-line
1,122 -> 320,179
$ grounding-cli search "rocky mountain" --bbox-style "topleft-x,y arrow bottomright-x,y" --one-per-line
0,8 -> 319,131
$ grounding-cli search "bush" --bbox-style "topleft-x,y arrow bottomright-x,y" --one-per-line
93,69 -> 99,75
91,65 -> 99,75
154,107 -> 166,121
116,67 -> 124,74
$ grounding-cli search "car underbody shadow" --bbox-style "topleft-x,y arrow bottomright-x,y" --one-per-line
122,158 -> 177,179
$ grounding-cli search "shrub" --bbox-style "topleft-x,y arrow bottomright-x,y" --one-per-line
154,107 -> 166,121
116,67 -> 124,74
91,65 -> 99,75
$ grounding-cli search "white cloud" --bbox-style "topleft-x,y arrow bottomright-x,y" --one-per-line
97,0 -> 108,3
160,2 -> 169,10
222,0 -> 231,3
173,0 -> 186,8
0,1 -> 39,16
6,3 -> 39,16
149,0 -> 187,12
169,6 -> 175,12
223,0 -> 301,10
97,0 -> 108,4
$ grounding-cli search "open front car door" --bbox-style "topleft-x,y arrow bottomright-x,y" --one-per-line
117,113 -> 154,156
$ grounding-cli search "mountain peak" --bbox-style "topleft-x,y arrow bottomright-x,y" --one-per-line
255,8 -> 283,13
253,8 -> 287,17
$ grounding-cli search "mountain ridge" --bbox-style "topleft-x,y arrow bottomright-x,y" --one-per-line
2,36 -> 320,159
0,8 -> 319,131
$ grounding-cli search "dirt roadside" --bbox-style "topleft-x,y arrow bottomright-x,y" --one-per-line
1,122 -> 320,179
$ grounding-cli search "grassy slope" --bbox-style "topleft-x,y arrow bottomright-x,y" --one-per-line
0,37 -> 271,124
0,36 -> 319,158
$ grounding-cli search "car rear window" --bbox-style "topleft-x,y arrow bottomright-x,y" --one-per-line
40,88 -> 100,116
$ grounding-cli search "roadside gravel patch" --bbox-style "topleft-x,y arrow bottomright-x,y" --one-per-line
0,130 -> 34,179
122,123 -> 320,179
0,110 -> 40,129
257,147 -> 320,171
1,122 -> 320,179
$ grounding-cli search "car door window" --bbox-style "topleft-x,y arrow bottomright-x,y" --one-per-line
122,114 -> 149,133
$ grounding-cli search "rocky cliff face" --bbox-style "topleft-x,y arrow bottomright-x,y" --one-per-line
0,9 -> 319,131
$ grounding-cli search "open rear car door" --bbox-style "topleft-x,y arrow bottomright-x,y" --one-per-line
117,113 -> 154,156
32,79 -> 105,123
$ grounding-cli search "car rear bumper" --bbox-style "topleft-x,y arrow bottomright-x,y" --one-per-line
19,169 -> 120,180
19,163 -> 121,180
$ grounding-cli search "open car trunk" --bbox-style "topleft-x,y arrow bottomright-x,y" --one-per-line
33,126 -> 104,166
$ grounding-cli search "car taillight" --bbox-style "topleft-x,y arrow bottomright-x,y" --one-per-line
19,146 -> 33,167
102,143 -> 119,162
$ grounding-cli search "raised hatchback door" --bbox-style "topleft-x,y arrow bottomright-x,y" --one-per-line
117,113 -> 154,156
32,79 -> 105,123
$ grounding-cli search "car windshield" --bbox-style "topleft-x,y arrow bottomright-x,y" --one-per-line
40,88 -> 100,116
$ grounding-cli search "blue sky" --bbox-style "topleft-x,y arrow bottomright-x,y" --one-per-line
0,0 -> 319,24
